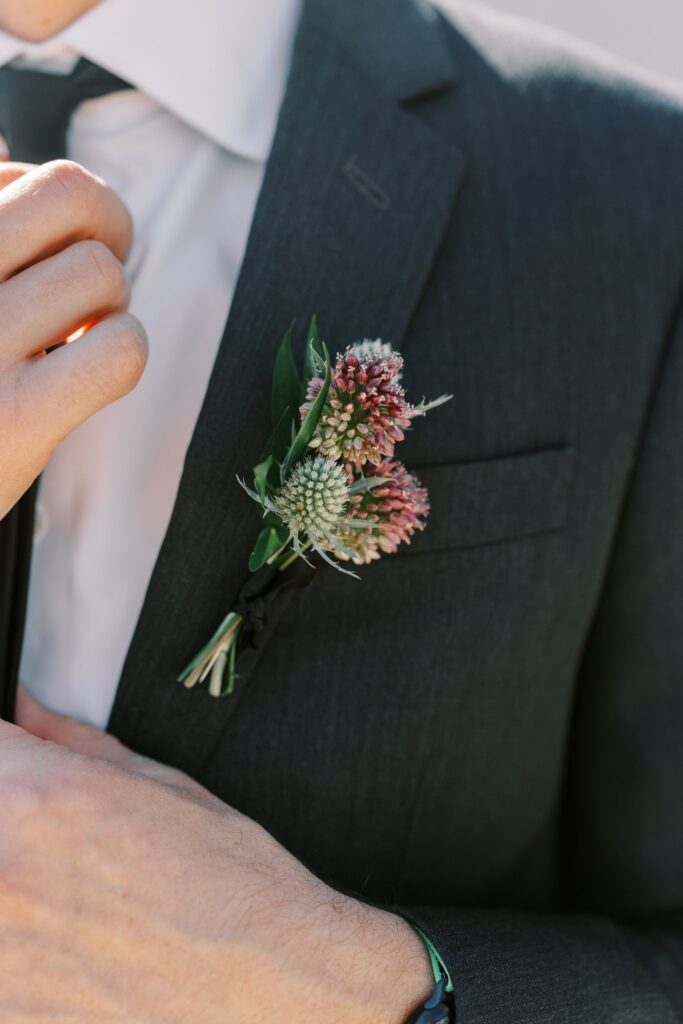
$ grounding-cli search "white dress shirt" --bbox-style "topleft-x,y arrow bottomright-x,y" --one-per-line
0,0 -> 302,728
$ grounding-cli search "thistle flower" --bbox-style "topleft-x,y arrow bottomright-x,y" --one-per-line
304,344 -> 415,471
275,455 -> 349,537
240,454 -> 358,576
326,460 -> 430,565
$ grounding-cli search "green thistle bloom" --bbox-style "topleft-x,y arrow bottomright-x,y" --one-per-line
275,455 -> 349,536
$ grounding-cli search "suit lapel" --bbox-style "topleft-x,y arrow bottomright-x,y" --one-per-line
107,0 -> 466,776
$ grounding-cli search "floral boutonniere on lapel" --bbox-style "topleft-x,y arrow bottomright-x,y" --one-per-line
178,319 -> 451,697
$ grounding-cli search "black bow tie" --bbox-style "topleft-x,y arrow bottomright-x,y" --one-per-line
0,56 -> 132,163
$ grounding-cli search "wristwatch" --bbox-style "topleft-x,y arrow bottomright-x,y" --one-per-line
405,977 -> 452,1023
403,924 -> 454,1024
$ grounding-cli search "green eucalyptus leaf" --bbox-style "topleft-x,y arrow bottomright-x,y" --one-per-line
249,525 -> 291,572
253,455 -> 273,505
260,405 -> 295,470
271,323 -> 301,430
303,315 -> 326,391
283,341 -> 332,478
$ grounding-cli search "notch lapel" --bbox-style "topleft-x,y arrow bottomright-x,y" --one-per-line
108,0 -> 466,777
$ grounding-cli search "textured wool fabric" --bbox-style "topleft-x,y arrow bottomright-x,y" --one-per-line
3,0 -> 683,1020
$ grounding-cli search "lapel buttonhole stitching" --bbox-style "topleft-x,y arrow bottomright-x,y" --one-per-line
342,154 -> 391,210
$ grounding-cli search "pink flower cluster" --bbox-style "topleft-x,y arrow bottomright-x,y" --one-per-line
298,342 -> 436,564
335,460 -> 430,565
304,346 -> 417,471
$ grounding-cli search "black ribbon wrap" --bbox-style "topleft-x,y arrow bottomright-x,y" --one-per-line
232,557 -> 317,652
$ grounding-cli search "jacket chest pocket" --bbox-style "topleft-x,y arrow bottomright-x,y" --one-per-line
400,444 -> 576,556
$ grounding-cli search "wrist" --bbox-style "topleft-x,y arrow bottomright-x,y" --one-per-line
361,907 -> 437,1023
311,895 -> 435,1024
207,818 -> 436,1023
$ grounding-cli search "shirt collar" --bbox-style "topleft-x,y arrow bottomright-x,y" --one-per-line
0,0 -> 303,161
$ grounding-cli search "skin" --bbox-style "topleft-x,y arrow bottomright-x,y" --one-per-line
0,689 -> 434,1021
0,160 -> 147,518
0,0 -> 102,41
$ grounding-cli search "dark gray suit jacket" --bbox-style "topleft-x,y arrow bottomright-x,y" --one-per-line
1,0 -> 682,1020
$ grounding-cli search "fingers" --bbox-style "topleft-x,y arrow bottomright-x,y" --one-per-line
14,688 -> 189,789
0,159 -> 143,505
0,239 -> 130,361
14,688 -> 209,801
0,717 -> 27,743
0,162 -> 33,189
24,312 -> 148,443
0,159 -> 132,279
15,687 -> 133,767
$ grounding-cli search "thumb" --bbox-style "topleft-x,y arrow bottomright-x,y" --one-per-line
15,687 -> 202,796
15,686 -> 137,769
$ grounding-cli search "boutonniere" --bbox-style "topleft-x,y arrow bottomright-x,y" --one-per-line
178,319 -> 451,697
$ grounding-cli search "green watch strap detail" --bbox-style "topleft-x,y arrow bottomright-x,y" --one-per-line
411,925 -> 454,995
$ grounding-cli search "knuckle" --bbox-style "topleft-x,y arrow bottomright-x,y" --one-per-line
45,159 -> 97,209
79,239 -> 127,300
111,315 -> 148,391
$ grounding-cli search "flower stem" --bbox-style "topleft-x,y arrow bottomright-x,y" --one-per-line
178,612 -> 244,693
266,532 -> 293,566
274,539 -> 312,573
177,541 -> 310,697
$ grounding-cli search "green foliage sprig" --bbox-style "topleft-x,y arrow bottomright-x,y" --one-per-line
243,318 -> 332,572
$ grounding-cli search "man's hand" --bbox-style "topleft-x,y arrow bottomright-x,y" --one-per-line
0,159 -> 147,518
0,689 -> 433,1023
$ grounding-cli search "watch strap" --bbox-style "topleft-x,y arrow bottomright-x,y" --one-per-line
405,978 -> 452,1024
